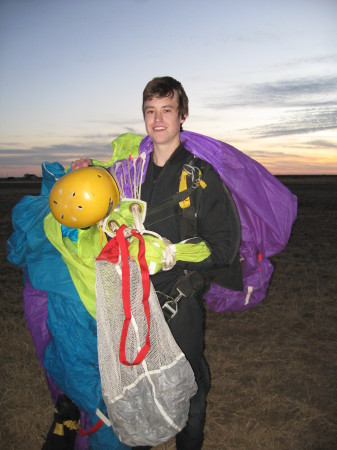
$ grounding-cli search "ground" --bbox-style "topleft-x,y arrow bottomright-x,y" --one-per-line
1,176 -> 336,449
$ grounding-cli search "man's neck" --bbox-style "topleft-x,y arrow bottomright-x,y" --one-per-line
153,139 -> 181,167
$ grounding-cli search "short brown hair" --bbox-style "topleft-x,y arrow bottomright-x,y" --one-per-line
142,76 -> 189,120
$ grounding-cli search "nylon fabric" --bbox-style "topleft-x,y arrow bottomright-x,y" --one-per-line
6,162 -> 129,450
44,213 -> 104,319
6,130 -> 297,449
95,254 -> 197,446
137,131 -> 297,312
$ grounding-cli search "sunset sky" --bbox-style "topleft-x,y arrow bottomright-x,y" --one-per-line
1,0 -> 336,177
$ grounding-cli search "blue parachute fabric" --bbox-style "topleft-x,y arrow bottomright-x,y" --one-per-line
41,161 -> 68,194
137,131 -> 297,312
6,162 -> 129,450
61,225 -> 79,241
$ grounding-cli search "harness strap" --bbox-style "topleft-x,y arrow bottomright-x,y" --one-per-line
160,271 -> 206,322
144,184 -> 201,228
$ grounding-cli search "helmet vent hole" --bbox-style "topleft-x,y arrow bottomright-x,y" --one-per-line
97,174 -> 102,178
71,192 -> 75,197
60,214 -> 64,219
53,200 -> 58,205
77,205 -> 83,210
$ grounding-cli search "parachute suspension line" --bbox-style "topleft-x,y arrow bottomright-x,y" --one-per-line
111,162 -> 126,199
131,203 -> 145,233
112,151 -> 147,201
127,154 -> 134,198
121,163 -> 127,191
137,152 -> 147,200
133,156 -> 138,200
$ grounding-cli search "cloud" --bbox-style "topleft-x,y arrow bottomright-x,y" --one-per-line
268,53 -> 337,72
244,148 -> 337,175
0,141 -> 115,167
248,107 -> 337,138
204,74 -> 337,138
207,75 -> 337,109
0,127 -> 146,167
205,75 -> 337,138
304,139 -> 337,149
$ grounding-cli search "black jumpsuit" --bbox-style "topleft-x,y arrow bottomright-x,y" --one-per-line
139,143 -> 239,450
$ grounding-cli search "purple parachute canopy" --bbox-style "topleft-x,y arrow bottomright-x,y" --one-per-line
134,131 -> 297,312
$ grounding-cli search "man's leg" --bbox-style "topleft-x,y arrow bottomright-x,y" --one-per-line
175,357 -> 211,450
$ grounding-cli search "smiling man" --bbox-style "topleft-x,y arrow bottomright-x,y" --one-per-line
143,82 -> 187,166
133,76 -> 241,450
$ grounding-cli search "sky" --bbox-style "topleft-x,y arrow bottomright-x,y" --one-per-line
0,0 -> 336,177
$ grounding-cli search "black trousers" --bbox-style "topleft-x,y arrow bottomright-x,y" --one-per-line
169,289 -> 211,450
149,273 -> 211,450
175,356 -> 210,450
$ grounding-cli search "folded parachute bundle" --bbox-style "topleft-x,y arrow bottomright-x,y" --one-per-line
96,225 -> 197,446
6,131 -> 297,450
7,161 -> 131,450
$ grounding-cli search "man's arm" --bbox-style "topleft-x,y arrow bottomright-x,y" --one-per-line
198,166 -> 240,266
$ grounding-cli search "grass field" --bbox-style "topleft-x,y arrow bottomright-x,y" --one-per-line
1,176 -> 336,449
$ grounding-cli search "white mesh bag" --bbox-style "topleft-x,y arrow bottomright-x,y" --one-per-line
95,226 -> 197,447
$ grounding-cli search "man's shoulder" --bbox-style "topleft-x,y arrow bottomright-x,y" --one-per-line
184,153 -> 220,182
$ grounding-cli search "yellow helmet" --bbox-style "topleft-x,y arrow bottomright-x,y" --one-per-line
49,166 -> 120,228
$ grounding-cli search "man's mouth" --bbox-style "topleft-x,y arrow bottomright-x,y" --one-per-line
154,126 -> 165,131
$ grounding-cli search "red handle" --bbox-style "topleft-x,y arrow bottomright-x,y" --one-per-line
117,226 -> 151,366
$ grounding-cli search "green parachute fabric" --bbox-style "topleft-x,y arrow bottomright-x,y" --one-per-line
43,213 -> 103,319
45,133 -> 144,320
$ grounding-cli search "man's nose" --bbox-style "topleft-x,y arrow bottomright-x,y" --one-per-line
154,110 -> 162,121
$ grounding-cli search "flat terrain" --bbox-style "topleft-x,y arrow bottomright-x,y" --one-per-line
1,176 -> 336,449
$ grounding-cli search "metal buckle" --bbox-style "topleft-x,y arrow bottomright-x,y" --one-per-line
161,288 -> 186,322
183,164 -> 202,189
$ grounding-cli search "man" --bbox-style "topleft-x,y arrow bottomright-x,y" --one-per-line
137,77 -> 239,450
73,76 -> 240,449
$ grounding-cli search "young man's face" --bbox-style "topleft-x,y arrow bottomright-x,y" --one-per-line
143,90 -> 185,150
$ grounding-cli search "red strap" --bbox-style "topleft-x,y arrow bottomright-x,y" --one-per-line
117,226 -> 151,366
96,233 -> 120,263
78,419 -> 104,436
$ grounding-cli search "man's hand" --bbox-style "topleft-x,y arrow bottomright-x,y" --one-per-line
70,158 -> 92,171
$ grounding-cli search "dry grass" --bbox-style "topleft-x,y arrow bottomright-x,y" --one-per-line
1,176 -> 337,449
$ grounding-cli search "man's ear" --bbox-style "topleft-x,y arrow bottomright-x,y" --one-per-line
180,115 -> 187,124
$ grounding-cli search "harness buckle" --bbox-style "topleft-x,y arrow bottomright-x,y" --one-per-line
183,164 -> 201,184
161,288 -> 186,322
